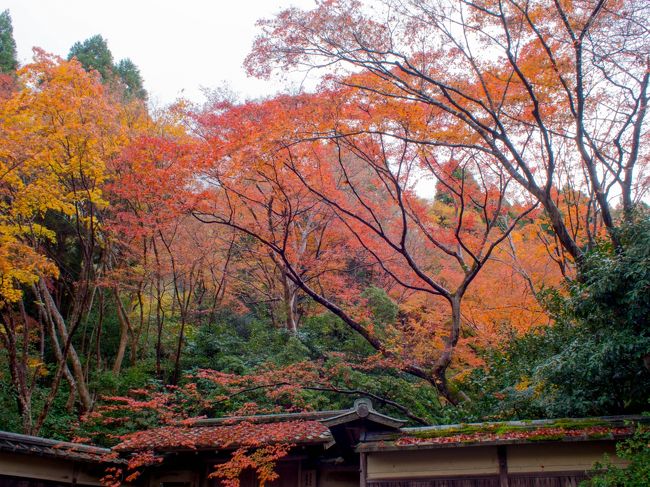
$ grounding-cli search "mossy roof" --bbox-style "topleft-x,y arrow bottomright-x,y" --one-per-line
357,415 -> 647,452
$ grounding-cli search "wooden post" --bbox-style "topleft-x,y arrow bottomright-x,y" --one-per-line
497,446 -> 509,487
72,463 -> 78,487
360,451 -> 367,487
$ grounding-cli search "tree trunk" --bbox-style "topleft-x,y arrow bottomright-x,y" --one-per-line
282,270 -> 298,333
38,278 -> 93,411
171,314 -> 187,385
0,311 -> 33,434
131,286 -> 145,365
43,308 -> 79,409
95,289 -> 104,370
430,295 -> 462,405
112,289 -> 132,375
32,283 -> 79,412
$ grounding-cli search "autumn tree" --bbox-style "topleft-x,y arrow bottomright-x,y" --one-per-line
0,50 -> 144,432
106,132 -> 237,380
247,0 -> 650,263
188,90 -> 536,403
228,237 -> 312,333
190,96 -> 356,336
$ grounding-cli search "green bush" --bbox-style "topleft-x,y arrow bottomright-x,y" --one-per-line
584,422 -> 650,487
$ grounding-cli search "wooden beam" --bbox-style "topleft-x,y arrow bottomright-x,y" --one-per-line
497,446 -> 508,487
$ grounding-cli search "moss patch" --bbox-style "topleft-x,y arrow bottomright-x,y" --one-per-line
406,418 -> 622,441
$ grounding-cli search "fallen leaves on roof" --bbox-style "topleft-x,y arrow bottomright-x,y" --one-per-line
114,419 -> 330,452
396,425 -> 634,447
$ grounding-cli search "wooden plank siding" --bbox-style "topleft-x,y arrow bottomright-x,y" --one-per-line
366,472 -> 591,487
368,478 -> 499,487
366,447 -> 500,479
364,440 -> 624,487
0,453 -> 105,486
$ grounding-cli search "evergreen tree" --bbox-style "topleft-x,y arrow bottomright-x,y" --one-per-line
68,35 -> 147,101
115,58 -> 147,100
68,34 -> 114,80
0,10 -> 18,74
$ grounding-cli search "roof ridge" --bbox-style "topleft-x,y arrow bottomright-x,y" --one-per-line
0,429 -> 111,454
191,409 -> 346,426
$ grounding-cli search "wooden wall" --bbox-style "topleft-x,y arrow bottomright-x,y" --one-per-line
0,451 -> 105,486
144,457 -> 359,487
366,447 -> 499,480
365,440 -> 626,487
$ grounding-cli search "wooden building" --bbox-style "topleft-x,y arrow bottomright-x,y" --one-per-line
0,430 -> 118,487
358,418 -> 633,487
0,399 -> 640,487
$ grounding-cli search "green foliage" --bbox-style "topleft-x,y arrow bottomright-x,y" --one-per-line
38,386 -> 79,440
68,34 -> 147,100
583,422 -> 650,487
0,10 -> 17,74
165,306 -> 444,426
455,216 -> 650,420
0,372 -> 77,440
185,310 -> 309,372
115,58 -> 147,100
361,286 -> 398,326
0,368 -> 23,433
90,362 -> 154,396
185,289 -> 396,373
299,313 -> 375,357
68,35 -> 114,80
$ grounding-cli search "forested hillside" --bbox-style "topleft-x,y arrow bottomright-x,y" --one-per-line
0,0 -> 648,454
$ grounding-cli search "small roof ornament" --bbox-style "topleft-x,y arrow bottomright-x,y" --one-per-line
354,398 -> 372,418
320,398 -> 406,430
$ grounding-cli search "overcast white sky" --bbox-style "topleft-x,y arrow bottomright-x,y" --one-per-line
5,0 -> 316,105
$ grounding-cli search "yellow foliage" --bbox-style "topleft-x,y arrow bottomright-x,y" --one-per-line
514,377 -> 531,392
0,50 -> 139,303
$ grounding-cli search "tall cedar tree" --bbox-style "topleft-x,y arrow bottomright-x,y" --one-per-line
0,10 -> 17,74
68,34 -> 147,100
115,58 -> 147,100
68,34 -> 114,80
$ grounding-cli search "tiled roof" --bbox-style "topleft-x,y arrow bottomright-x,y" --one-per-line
0,430 -> 117,463
192,409 -> 345,426
114,419 -> 332,453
